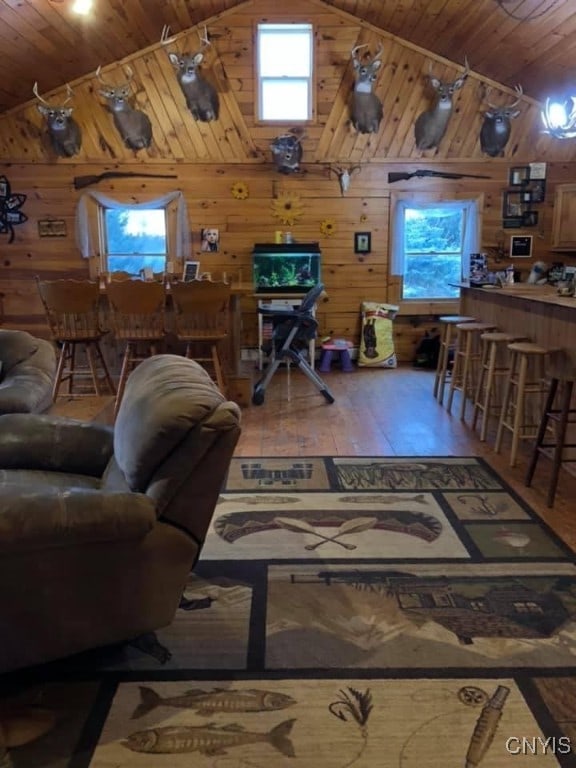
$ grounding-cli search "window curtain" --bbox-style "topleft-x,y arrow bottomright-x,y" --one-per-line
75,190 -> 190,260
390,198 -> 480,277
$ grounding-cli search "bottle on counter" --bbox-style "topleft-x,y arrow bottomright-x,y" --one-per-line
506,264 -> 515,285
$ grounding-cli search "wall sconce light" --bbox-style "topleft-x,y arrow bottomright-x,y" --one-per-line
541,96 -> 576,139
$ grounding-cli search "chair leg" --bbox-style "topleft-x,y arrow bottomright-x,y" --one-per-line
52,341 -> 68,400
510,353 -> 528,467
525,378 -> 558,488
547,380 -> 573,507
459,333 -> 473,421
212,344 -> 226,394
495,352 -> 516,455
480,342 -> 498,441
114,342 -> 134,418
94,341 -> 116,394
85,342 -> 101,395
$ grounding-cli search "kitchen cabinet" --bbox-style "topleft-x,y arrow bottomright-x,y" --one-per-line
552,183 -> 576,250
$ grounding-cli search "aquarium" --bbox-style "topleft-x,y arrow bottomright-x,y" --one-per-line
252,243 -> 321,294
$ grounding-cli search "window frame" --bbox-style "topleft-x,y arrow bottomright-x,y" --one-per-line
100,206 -> 169,275
255,22 -> 315,124
389,192 -> 483,315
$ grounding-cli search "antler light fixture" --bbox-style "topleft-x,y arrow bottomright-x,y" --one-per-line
541,96 -> 576,139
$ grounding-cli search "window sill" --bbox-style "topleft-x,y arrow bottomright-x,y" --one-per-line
397,299 -> 460,315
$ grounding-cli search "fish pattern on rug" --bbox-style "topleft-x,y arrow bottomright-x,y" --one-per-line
2,457 -> 576,767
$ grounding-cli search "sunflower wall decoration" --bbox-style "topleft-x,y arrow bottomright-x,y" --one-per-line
231,181 -> 249,200
320,218 -> 336,237
271,192 -> 304,226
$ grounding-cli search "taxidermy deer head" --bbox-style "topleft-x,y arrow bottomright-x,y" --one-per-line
479,84 -> 522,157
330,165 -> 361,195
350,42 -> 384,134
161,24 -> 219,122
96,66 -> 153,151
270,132 -> 304,174
414,58 -> 469,150
33,82 -> 82,158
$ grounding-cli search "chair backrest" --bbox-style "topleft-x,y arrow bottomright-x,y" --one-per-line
170,280 -> 231,335
108,270 -> 138,281
36,278 -> 103,340
299,282 -> 325,314
106,280 -> 166,340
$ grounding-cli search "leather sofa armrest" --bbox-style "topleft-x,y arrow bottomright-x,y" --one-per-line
0,413 -> 114,477
0,487 -> 156,553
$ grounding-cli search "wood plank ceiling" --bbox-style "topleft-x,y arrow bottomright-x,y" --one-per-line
0,0 -> 575,114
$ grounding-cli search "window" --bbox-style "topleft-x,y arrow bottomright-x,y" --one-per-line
103,207 -> 167,274
391,199 -> 479,302
257,23 -> 313,121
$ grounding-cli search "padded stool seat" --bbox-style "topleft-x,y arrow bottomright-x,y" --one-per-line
434,315 -> 476,405
446,322 -> 497,421
495,342 -> 555,467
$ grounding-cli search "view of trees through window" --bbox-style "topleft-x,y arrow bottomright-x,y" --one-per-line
402,206 -> 464,300
104,208 -> 167,273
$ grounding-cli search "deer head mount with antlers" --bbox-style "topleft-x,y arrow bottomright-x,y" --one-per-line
96,66 -> 153,151
479,84 -> 523,157
161,24 -> 219,122
350,43 -> 384,134
414,58 -> 469,150
33,82 -> 82,158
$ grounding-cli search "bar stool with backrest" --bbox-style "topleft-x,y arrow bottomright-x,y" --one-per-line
170,280 -> 231,394
472,331 -> 528,442
36,277 -> 115,399
446,321 -> 497,421
434,315 -> 476,405
106,279 -> 167,416
525,350 -> 576,506
495,341 -> 556,467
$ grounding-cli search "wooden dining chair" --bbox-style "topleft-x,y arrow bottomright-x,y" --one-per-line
106,279 -> 167,416
36,277 -> 115,399
170,280 -> 231,394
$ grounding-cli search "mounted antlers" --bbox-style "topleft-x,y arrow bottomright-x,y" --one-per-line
95,65 -> 153,151
480,84 -> 523,157
161,24 -> 220,122
414,57 -> 469,150
350,42 -> 384,134
329,165 -> 361,195
33,81 -> 82,158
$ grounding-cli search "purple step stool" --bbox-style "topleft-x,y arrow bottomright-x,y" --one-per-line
319,340 -> 354,372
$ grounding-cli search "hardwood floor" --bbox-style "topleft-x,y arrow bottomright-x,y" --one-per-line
50,363 -> 576,551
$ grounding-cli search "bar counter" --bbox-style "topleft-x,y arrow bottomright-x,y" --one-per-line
460,283 -> 576,367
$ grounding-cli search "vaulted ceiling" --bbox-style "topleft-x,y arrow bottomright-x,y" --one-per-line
1,0 -> 575,114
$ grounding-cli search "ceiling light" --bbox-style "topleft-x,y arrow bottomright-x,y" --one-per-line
72,0 -> 93,14
541,97 -> 576,139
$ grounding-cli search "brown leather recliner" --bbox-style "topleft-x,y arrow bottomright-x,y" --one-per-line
0,354 -> 241,674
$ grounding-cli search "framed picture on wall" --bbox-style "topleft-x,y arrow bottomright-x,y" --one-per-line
354,232 -> 371,254
182,260 -> 200,281
509,166 -> 530,186
510,235 -> 533,258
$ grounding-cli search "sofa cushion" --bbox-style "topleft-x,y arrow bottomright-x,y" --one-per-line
0,330 -> 39,374
114,355 -> 231,492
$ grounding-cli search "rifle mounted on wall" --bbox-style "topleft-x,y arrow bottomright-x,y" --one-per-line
73,171 -> 178,190
388,169 -> 491,184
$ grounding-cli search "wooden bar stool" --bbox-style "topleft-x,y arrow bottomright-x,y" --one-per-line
495,342 -> 554,467
525,352 -> 576,506
446,322 -> 496,421
433,315 -> 476,405
472,332 -> 527,442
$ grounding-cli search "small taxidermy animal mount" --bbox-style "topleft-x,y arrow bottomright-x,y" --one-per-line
270,131 -> 305,174
161,24 -> 220,122
329,165 -> 361,195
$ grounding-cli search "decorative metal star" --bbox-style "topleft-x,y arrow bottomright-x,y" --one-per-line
0,175 -> 28,243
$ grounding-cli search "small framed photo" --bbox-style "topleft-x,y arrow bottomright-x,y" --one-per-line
182,260 -> 200,282
200,227 -> 219,252
510,235 -> 533,258
522,210 -> 539,227
531,178 -> 546,203
0,177 -> 8,199
354,231 -> 371,254
509,166 -> 530,186
503,190 -> 529,218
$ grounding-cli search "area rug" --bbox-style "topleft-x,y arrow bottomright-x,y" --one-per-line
4,456 -> 576,768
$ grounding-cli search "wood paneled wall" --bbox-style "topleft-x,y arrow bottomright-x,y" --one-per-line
1,0 -> 575,363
